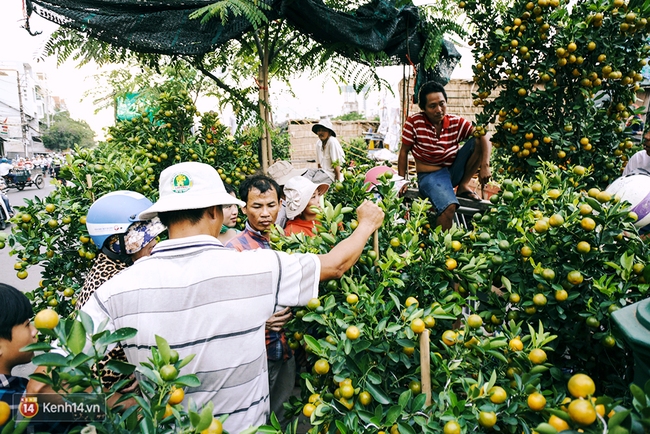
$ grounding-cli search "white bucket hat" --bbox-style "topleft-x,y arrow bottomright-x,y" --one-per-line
284,176 -> 330,220
312,118 -> 337,137
268,160 -> 307,186
138,162 -> 245,220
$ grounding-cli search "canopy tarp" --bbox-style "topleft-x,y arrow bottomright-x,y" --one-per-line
26,0 -> 460,83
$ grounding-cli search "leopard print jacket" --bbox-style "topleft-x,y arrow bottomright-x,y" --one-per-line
79,252 -> 130,390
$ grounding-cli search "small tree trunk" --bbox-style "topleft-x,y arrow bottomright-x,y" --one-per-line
258,41 -> 273,173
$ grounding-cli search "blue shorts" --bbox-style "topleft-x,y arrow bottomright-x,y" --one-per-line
417,138 -> 475,213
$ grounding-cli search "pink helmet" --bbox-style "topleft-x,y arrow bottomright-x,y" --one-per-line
364,166 -> 403,191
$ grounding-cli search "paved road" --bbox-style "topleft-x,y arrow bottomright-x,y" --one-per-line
1,176 -> 57,378
1,175 -> 57,292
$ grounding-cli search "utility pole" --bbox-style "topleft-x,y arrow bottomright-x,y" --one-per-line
15,70 -> 28,158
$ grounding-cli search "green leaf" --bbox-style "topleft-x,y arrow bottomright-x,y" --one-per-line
397,421 -> 416,434
97,327 -> 137,347
366,371 -> 382,385
486,370 -> 497,392
77,309 -> 95,335
32,353 -> 69,367
67,320 -> 86,355
302,312 -> 326,325
620,251 -> 634,270
28,373 -> 54,387
20,342 -> 54,352
196,401 -> 215,431
137,365 -> 163,386
189,410 -> 201,428
365,382 -> 391,404
386,323 -> 402,333
255,428 -> 280,434
69,353 -> 93,368
108,327 -> 138,343
178,353 -> 196,370
344,338 -> 352,355
608,409 -> 631,428
11,419 -> 31,434
138,377 -> 156,396
529,365 -> 549,374
534,422 -> 558,434
304,335 -> 323,355
315,404 -> 331,417
269,411 -> 281,429
502,275 -> 512,291
487,349 -> 508,363
608,424 -> 629,434
138,414 -> 154,434
1,418 -> 14,434
174,374 -> 201,387
133,396 -> 153,419
398,389 -> 412,408
431,313 -> 457,320
385,405 -> 403,425
155,334 -> 172,364
631,383 -> 647,407
412,392 -> 427,410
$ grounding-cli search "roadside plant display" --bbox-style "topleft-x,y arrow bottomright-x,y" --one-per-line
471,163 -> 649,395
270,169 -> 650,434
462,0 -> 650,187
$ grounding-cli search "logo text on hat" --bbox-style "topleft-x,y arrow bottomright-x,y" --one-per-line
171,173 -> 193,193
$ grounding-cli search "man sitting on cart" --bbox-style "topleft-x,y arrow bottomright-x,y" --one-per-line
0,158 -> 16,184
397,81 -> 492,231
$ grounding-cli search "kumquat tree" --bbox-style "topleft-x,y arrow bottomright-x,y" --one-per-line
462,0 -> 650,187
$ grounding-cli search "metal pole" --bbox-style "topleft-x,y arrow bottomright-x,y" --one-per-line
15,70 -> 28,158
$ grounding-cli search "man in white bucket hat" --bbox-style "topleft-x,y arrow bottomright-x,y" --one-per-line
75,161 -> 384,433
305,118 -> 345,183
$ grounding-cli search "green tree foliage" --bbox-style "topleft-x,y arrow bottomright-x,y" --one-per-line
41,111 -> 95,151
333,112 -> 367,121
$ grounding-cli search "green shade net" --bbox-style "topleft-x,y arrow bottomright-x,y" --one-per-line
25,0 -> 460,84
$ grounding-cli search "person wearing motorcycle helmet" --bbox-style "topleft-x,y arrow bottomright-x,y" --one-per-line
77,191 -> 166,390
0,158 -> 15,185
85,191 -> 165,264
0,191 -> 13,230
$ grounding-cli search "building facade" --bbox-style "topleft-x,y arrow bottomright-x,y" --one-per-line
0,61 -> 58,158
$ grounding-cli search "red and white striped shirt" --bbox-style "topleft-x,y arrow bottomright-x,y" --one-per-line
402,113 -> 473,167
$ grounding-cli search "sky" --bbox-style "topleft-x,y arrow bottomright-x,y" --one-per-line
0,1 -> 114,138
1,1 -> 474,141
